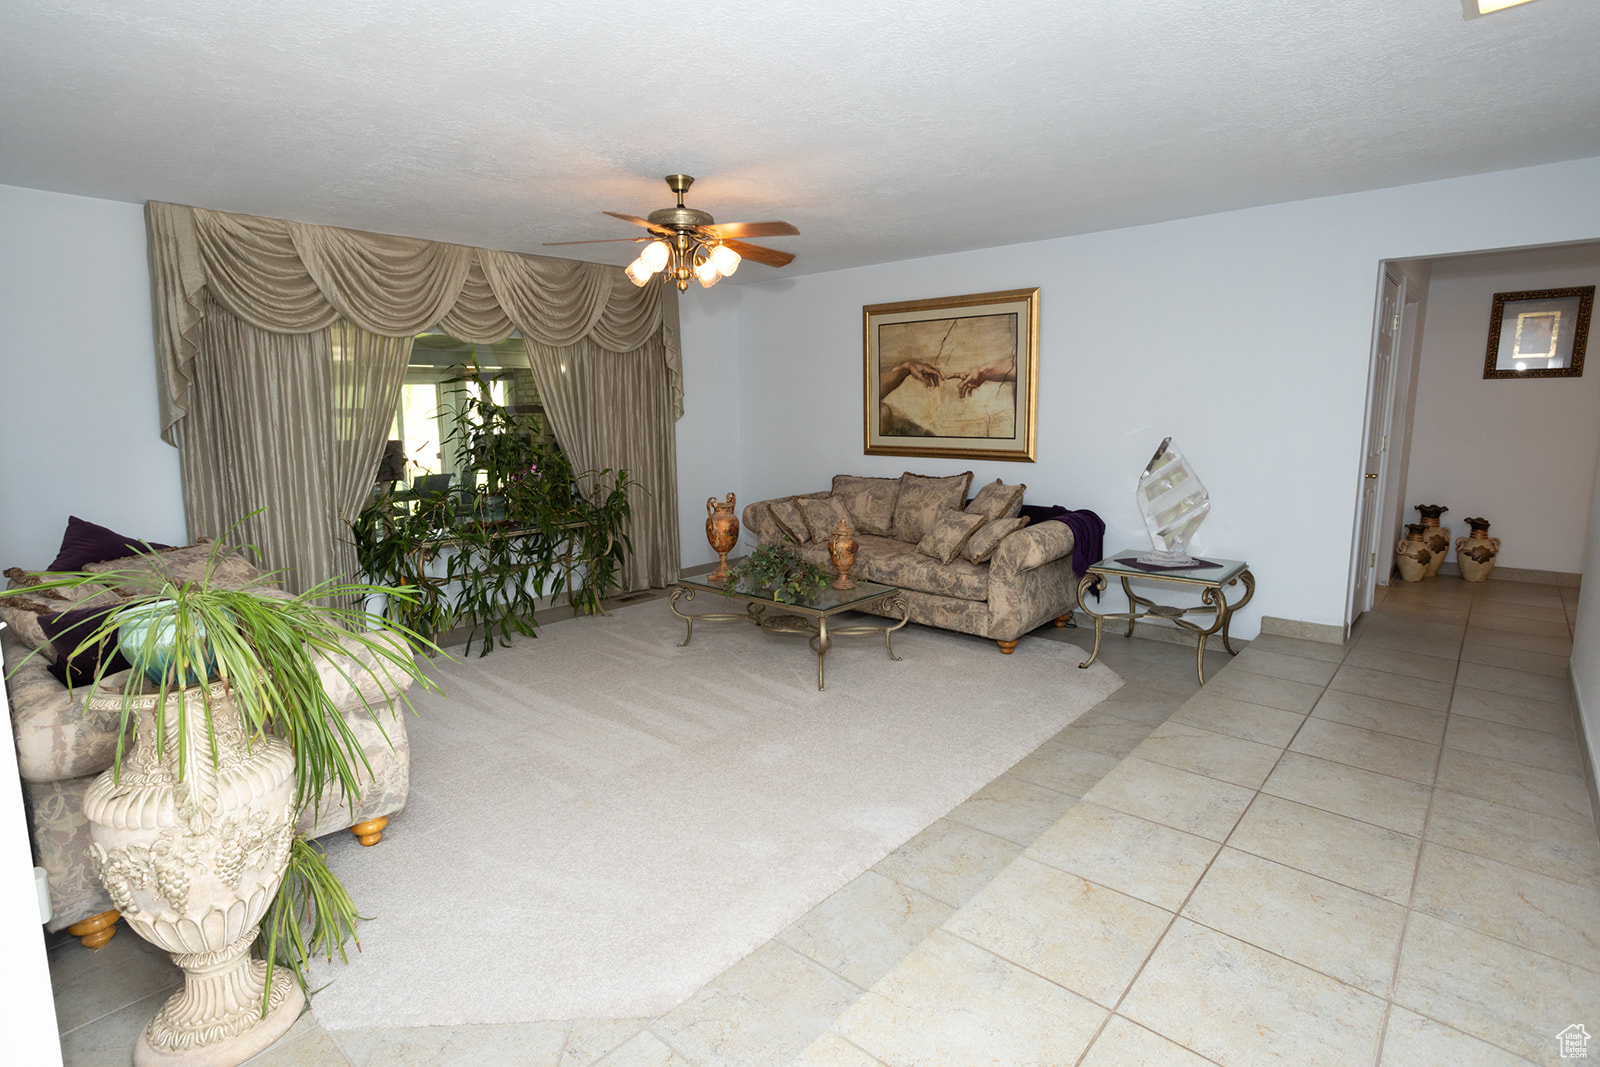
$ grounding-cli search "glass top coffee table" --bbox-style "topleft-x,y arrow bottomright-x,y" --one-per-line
669,570 -> 909,690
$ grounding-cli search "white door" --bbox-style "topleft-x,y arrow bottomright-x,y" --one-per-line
1350,266 -> 1405,619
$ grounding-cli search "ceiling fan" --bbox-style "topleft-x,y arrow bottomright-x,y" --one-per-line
545,174 -> 799,291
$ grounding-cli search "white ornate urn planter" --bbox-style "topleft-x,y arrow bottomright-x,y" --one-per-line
84,678 -> 303,1066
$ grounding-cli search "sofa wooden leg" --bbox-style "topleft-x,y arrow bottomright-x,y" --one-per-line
68,909 -> 120,949
996,639 -> 1018,654
351,816 -> 389,846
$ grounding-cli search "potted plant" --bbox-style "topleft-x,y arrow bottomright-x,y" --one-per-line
350,360 -> 634,656
3,537 -> 440,1063
721,542 -> 831,604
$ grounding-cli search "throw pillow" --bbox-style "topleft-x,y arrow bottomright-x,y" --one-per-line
0,599 -> 54,655
86,540 -> 263,590
2,567 -> 124,656
891,471 -> 974,543
38,605 -> 133,690
916,509 -> 989,565
829,475 -> 901,537
47,515 -> 173,572
767,497 -> 811,544
965,479 -> 1027,522
797,496 -> 852,543
961,516 -> 1030,564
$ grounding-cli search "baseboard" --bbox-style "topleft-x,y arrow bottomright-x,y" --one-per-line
1259,615 -> 1346,645
1436,561 -> 1583,588
681,560 -> 719,577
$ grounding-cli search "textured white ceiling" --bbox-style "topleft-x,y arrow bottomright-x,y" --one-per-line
3,1 -> 1598,279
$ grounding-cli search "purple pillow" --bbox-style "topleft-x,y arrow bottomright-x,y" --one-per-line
47,516 -> 173,572
38,605 -> 132,690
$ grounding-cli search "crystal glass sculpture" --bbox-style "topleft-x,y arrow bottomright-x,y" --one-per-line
1135,437 -> 1210,565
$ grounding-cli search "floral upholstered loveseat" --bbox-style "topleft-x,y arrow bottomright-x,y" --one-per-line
1,518 -> 414,947
742,472 -> 1082,653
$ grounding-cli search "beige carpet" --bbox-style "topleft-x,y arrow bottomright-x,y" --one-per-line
305,600 -> 1122,1027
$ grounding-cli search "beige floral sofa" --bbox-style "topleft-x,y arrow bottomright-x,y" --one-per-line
1,523 -> 414,948
742,472 -> 1080,653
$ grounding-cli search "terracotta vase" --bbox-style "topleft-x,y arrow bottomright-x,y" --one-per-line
84,680 -> 303,1066
706,493 -> 739,581
1456,517 -> 1501,582
1395,523 -> 1432,582
1414,504 -> 1450,578
828,519 -> 860,590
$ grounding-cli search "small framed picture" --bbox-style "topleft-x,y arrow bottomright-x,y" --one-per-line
1482,286 -> 1593,379
863,288 -> 1039,461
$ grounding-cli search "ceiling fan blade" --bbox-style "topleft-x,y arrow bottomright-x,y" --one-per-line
542,237 -> 645,246
724,239 -> 795,268
702,220 -> 800,239
603,211 -> 667,231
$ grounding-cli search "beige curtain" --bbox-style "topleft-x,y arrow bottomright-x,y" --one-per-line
146,201 -> 683,593
177,298 -> 338,593
175,301 -> 412,596
525,337 -> 681,592
328,322 -> 412,586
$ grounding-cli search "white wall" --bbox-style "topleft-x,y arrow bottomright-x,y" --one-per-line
1402,244 -> 1600,575
677,156 -> 1600,639
1573,449 -> 1600,823
673,284 -> 745,568
0,185 -> 186,568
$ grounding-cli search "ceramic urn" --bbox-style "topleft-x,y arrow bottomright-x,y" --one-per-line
84,678 -> 303,1066
1395,524 -> 1432,582
1414,504 -> 1450,578
1455,517 -> 1501,582
706,493 -> 739,581
828,518 -> 860,590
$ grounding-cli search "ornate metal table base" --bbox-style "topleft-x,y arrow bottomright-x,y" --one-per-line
669,583 -> 909,690
1074,554 -> 1255,685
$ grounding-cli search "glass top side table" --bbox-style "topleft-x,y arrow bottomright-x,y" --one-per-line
1074,550 -> 1255,685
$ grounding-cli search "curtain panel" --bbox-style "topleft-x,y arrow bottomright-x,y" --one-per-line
146,202 -> 683,595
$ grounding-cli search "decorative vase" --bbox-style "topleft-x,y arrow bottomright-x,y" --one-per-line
706,493 -> 738,582
1414,504 -> 1450,578
828,519 -> 860,590
1456,517 -> 1501,582
83,679 -> 303,1066
116,601 -> 220,686
1395,524 -> 1432,582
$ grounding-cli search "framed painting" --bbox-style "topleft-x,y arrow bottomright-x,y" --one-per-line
1482,286 -> 1592,379
863,288 -> 1039,461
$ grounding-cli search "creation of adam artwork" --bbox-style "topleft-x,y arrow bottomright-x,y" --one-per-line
876,312 -> 1018,440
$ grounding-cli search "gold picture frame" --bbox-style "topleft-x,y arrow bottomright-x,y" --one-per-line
1482,286 -> 1593,379
863,288 -> 1039,462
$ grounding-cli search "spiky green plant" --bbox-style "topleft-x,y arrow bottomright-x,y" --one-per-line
1,534 -> 443,1010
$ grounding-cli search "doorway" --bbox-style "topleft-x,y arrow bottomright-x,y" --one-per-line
1350,240 -> 1600,628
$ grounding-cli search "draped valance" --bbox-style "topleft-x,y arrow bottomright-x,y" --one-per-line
147,201 -> 682,444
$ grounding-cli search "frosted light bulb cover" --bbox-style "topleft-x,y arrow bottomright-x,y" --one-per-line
624,257 -> 653,287
695,258 -> 721,287
1135,437 -> 1210,565
710,244 -> 741,276
640,240 -> 670,272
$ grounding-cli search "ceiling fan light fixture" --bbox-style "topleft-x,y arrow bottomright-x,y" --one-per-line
624,256 -> 654,287
694,256 -> 722,287
640,240 -> 671,273
1461,0 -> 1541,17
710,244 -> 741,277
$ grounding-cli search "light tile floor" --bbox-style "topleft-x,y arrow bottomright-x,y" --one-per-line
47,578 -> 1599,1065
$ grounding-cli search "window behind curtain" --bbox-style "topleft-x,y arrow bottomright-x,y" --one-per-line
386,330 -> 559,488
